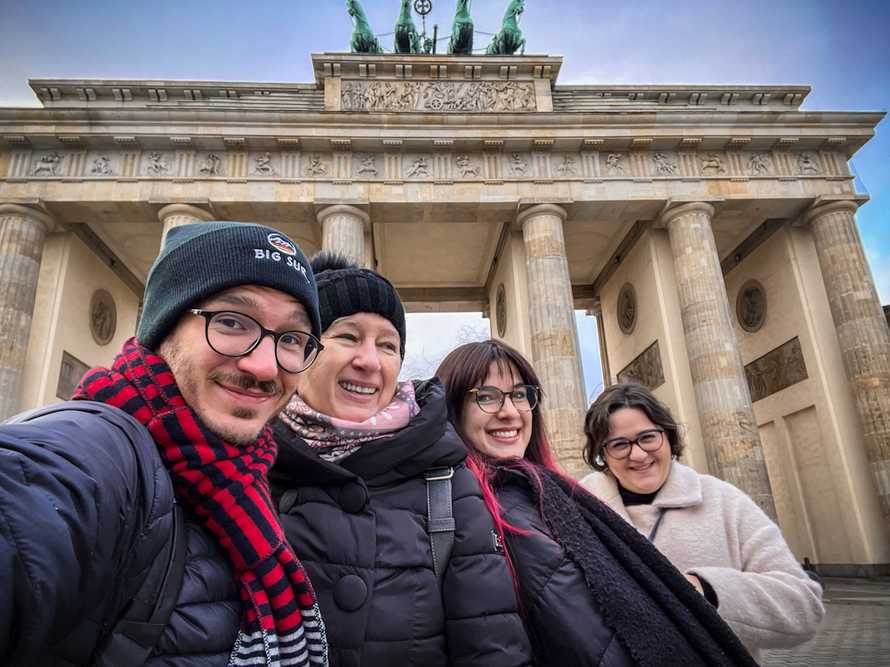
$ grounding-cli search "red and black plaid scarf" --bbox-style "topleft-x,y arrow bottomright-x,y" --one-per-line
74,337 -> 328,666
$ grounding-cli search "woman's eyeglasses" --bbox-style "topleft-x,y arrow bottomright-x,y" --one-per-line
468,384 -> 540,414
602,429 -> 665,460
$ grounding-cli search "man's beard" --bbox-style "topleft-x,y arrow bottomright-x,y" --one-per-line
159,339 -> 285,445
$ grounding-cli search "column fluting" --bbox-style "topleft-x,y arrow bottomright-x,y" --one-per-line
661,201 -> 777,519
318,205 -> 369,268
807,199 -> 890,523
518,204 -> 588,476
158,203 -> 214,242
0,204 -> 54,419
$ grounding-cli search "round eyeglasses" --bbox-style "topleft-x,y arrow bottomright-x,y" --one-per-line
602,429 -> 665,460
468,384 -> 540,414
190,309 -> 323,374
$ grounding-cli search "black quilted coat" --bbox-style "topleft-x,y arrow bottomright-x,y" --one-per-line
0,402 -> 243,666
270,379 -> 533,667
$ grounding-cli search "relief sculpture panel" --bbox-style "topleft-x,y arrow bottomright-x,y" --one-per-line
341,79 -> 537,112
745,336 -> 808,402
617,340 -> 665,390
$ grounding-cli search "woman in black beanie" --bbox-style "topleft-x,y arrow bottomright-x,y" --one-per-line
270,253 -> 532,667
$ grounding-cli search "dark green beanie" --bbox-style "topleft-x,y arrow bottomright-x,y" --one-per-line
137,222 -> 320,350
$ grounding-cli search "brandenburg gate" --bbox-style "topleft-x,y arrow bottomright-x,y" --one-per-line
1,49 -> 888,574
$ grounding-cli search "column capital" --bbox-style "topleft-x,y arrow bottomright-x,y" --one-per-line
655,201 -> 715,228
0,204 -> 55,233
803,198 -> 860,226
516,203 -> 567,229
317,204 -> 370,230
157,203 -> 215,224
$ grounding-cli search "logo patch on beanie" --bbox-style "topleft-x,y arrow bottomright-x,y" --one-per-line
254,232 -> 309,282
267,232 -> 297,256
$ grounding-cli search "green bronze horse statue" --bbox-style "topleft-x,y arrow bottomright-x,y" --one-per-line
448,0 -> 474,55
486,0 -> 526,55
394,0 -> 423,53
346,0 -> 383,54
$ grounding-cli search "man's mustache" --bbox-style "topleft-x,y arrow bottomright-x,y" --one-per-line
208,370 -> 284,398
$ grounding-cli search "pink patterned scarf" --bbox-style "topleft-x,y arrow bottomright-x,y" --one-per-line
279,381 -> 420,462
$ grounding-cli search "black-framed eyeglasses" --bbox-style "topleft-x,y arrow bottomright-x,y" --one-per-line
602,429 -> 665,460
190,309 -> 323,374
468,384 -> 540,414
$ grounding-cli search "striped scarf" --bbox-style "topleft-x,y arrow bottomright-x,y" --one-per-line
74,337 -> 328,667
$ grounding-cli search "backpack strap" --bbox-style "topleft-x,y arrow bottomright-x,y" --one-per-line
92,501 -> 187,666
425,466 -> 456,585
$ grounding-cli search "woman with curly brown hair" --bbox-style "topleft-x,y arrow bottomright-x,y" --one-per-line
580,383 -> 824,662
437,340 -> 758,667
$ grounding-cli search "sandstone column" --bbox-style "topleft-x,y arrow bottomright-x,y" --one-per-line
0,204 -> 54,420
517,204 -> 587,476
660,202 -> 777,519
318,205 -> 369,268
806,199 -> 890,524
158,203 -> 214,242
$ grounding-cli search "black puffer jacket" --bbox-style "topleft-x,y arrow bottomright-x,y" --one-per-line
0,402 -> 241,666
497,471 -> 635,667
271,379 -> 533,667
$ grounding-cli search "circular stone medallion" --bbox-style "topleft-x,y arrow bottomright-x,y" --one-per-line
496,284 -> 507,337
617,283 -> 637,334
736,280 -> 767,332
90,289 -> 117,346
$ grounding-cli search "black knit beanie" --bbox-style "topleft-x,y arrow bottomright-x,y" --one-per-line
137,222 -> 320,350
312,252 -> 406,358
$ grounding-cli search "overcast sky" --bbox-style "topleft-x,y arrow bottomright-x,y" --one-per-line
1,0 -> 887,398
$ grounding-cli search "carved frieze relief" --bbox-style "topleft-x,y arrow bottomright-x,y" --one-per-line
745,336 -> 808,402
143,151 -> 172,176
31,151 -> 63,176
746,152 -> 773,176
9,147 -> 849,183
617,340 -> 665,390
341,79 -> 537,113
197,152 -> 224,176
89,154 -> 115,175
650,152 -> 679,176
251,151 -> 277,176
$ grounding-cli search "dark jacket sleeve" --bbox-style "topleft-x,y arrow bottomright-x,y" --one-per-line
0,403 -> 173,665
499,483 -> 635,667
442,464 -> 534,667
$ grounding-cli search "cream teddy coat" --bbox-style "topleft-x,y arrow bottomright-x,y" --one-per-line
580,461 -> 824,661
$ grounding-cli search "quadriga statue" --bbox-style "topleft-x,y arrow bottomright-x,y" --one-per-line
486,0 -> 526,55
448,0 -> 474,55
346,0 -> 383,53
394,0 -> 423,53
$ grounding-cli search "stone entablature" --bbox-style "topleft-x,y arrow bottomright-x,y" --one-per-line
28,79 -> 323,110
3,146 -> 853,183
552,85 -> 810,112
312,53 -> 563,85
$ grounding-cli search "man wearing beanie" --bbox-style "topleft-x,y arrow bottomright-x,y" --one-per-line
269,253 -> 533,666
0,222 -> 329,667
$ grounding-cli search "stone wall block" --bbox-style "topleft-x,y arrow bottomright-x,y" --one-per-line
0,205 -> 53,420
661,201 -> 778,519
808,200 -> 890,522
